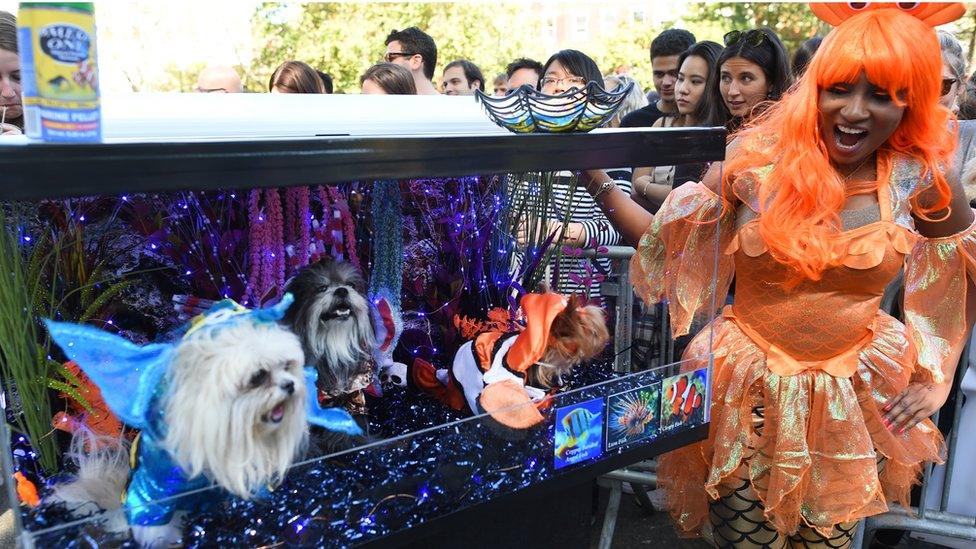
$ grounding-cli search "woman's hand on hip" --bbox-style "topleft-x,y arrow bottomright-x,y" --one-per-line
882,381 -> 951,434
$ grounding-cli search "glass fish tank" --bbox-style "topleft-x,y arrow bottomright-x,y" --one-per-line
0,94 -> 725,547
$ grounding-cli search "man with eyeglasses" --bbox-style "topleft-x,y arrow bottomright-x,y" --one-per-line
384,27 -> 439,95
194,65 -> 244,93
620,28 -> 695,128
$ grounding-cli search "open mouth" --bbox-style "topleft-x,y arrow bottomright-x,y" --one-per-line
321,304 -> 352,321
833,124 -> 868,154
263,402 -> 287,424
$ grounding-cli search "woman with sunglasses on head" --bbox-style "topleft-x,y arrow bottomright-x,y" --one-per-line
514,50 -> 632,299
582,6 -> 975,548
716,27 -> 791,133
938,30 -> 966,115
631,41 -> 725,213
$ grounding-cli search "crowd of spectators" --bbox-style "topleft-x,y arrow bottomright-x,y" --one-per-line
4,10 -> 975,234
3,11 -> 975,128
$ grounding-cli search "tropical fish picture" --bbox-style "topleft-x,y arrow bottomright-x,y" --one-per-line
553,396 -> 605,470
606,384 -> 660,451
660,368 -> 708,433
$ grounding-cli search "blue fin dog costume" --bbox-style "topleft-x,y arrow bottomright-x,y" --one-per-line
45,294 -> 361,544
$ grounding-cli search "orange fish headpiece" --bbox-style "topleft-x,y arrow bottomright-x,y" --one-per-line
810,2 -> 965,27
505,293 -> 569,374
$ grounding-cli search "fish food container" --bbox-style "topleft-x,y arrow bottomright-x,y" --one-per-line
18,2 -> 101,142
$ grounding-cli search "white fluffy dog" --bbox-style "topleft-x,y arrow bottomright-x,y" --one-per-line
163,321 -> 307,498
46,305 -> 311,547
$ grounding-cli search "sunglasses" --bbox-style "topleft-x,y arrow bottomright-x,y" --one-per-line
384,52 -> 416,63
942,77 -> 958,97
723,29 -> 767,47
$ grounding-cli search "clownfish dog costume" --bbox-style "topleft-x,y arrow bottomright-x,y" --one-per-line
412,293 -> 609,429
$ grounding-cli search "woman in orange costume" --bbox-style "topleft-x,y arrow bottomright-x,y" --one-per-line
583,4 -> 975,548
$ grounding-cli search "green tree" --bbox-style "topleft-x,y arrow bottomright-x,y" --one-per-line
951,9 -> 976,69
685,2 -> 830,54
588,17 -> 669,91
249,2 -> 544,93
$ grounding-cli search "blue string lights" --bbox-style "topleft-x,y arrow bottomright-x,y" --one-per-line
14,173 -> 630,545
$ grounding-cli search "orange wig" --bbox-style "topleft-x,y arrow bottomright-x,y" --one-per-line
723,8 -> 955,282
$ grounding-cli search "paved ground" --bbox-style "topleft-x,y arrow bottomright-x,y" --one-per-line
587,486 -> 952,549
589,484 -> 709,549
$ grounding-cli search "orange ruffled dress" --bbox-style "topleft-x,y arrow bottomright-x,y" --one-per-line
632,155 -> 976,536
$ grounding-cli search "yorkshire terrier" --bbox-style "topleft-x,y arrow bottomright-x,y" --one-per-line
282,258 -> 378,455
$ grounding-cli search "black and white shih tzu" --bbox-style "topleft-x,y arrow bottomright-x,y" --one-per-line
282,257 -> 376,450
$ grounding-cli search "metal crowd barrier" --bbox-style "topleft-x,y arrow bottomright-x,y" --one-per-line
586,245 -> 669,549
591,254 -> 976,548
584,245 -> 675,374
585,245 -> 636,373
857,335 -> 976,547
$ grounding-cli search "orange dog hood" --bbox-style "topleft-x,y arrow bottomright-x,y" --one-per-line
505,293 -> 569,374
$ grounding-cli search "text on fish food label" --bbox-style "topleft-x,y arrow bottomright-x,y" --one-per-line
33,107 -> 98,122
39,24 -> 91,64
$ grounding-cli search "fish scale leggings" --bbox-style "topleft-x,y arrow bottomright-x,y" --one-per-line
705,407 -> 863,549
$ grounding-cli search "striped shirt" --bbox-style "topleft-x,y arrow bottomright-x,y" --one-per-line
512,171 -> 633,298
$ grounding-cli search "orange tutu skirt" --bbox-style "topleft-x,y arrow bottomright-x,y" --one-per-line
658,310 -> 946,537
